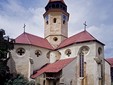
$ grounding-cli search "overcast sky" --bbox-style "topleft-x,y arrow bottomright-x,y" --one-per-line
0,0 -> 113,58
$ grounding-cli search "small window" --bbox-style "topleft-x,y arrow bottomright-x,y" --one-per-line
52,4 -> 55,8
53,37 -> 58,41
56,4 -> 59,8
62,15 -> 67,24
16,48 -> 25,56
45,15 -> 49,25
60,5 -> 62,9
63,7 -> 66,10
53,18 -> 57,23
49,5 -> 51,9
98,47 -> 102,55
63,20 -> 65,24
65,49 -> 71,57
46,21 -> 48,24
35,50 -> 42,57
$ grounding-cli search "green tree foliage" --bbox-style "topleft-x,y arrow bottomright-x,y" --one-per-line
0,29 -> 15,85
5,74 -> 34,85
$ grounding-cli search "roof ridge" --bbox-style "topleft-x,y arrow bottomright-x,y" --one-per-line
84,30 -> 97,40
25,32 -> 44,39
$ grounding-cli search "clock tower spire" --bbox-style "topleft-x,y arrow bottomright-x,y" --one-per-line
43,0 -> 69,48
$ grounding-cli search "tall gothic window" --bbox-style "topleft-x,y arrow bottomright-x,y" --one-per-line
79,53 -> 84,77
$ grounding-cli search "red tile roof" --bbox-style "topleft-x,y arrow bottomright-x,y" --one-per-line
106,58 -> 113,67
15,32 -> 54,50
31,58 -> 75,79
58,30 -> 104,49
15,31 -> 104,50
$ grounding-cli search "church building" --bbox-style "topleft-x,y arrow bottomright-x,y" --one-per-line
9,0 -> 111,85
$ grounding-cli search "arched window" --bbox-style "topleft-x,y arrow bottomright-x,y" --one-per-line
45,15 -> 49,25
79,53 -> 84,77
56,4 -> 59,8
53,18 -> 57,23
52,4 -> 55,8
63,20 -> 65,24
78,46 -> 89,77
60,5 -> 62,9
62,15 -> 67,24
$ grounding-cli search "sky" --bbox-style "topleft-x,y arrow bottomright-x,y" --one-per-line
0,0 -> 113,58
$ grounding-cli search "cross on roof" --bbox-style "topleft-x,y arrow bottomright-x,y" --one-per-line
23,24 -> 26,33
83,21 -> 87,31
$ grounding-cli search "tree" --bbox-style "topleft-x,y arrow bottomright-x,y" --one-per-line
0,29 -> 15,85
0,29 -> 35,85
5,74 -> 35,85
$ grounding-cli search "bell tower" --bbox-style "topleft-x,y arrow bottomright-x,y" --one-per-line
43,0 -> 69,48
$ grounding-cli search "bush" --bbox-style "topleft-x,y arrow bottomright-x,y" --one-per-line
5,74 -> 30,85
29,80 -> 35,85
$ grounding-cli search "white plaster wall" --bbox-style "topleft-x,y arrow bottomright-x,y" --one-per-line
10,44 -> 31,78
29,45 -> 49,71
58,41 -> 97,60
105,61 -> 111,85
58,41 -> 105,85
62,59 -> 77,85
10,44 -> 50,79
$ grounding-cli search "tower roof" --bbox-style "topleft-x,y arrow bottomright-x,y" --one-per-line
49,0 -> 65,3
45,0 -> 67,12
